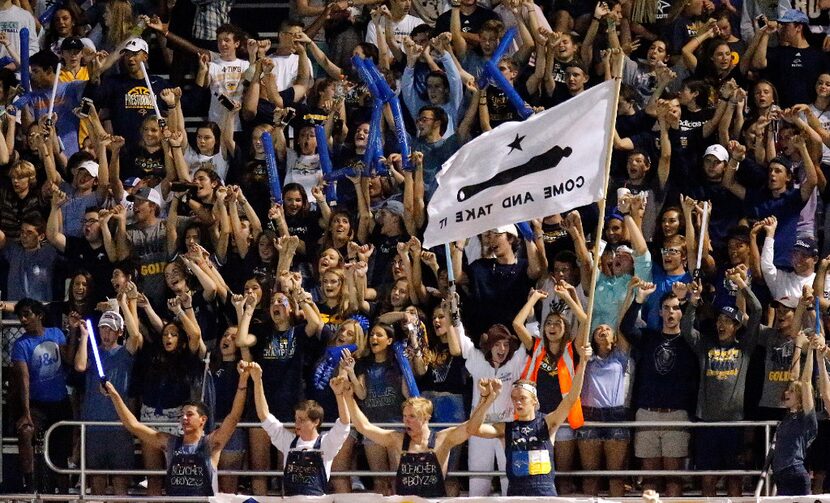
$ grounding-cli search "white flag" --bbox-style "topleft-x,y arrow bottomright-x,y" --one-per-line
423,80 -> 617,248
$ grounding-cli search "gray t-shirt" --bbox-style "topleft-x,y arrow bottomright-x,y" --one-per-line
2,242 -> 59,301
127,219 -> 168,304
758,326 -> 799,409
681,288 -> 761,421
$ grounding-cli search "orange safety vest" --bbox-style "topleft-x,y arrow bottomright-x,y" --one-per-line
520,338 -> 584,429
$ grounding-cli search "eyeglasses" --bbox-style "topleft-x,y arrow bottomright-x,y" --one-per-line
661,248 -> 682,256
83,218 -> 100,225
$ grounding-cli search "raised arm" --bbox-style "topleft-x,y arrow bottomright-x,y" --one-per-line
450,4 -> 468,57
104,380 -> 168,450
119,292 -> 144,354
513,289 -> 547,350
750,22 -> 775,70
800,343 -> 815,414
443,378 -> 501,446
210,362 -> 251,452
722,140 -> 748,200
46,190 -> 67,252
816,339 -> 830,411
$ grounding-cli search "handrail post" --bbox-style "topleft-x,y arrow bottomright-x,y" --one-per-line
79,423 -> 86,501
764,423 -> 771,496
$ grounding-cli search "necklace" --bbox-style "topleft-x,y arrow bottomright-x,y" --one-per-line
660,333 -> 682,346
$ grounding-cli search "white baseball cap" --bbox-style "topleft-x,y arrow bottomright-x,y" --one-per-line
491,225 -> 518,237
704,144 -> 729,162
121,37 -> 149,54
99,311 -> 124,331
77,160 -> 99,178
128,187 -> 163,207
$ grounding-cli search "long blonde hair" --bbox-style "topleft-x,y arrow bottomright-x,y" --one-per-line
104,0 -> 135,49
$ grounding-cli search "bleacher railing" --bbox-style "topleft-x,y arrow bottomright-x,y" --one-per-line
29,419 -> 779,500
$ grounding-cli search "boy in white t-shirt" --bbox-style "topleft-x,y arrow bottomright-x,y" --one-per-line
196,23 -> 251,132
250,361 -> 351,496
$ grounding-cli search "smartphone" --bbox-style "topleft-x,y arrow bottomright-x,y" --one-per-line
79,97 -> 93,117
756,14 -> 767,29
216,93 -> 235,111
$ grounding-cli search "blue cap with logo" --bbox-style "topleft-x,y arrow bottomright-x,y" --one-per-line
778,9 -> 809,23
719,306 -> 742,324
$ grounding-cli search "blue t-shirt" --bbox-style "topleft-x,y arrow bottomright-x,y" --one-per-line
773,409 -> 817,473
746,187 -> 804,269
582,349 -> 629,408
59,181 -> 104,238
82,344 -> 134,424
11,327 -> 68,402
29,80 -> 86,156
642,263 -> 691,331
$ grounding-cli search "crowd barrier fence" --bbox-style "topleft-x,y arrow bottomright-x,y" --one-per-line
29,419 -> 784,501
0,493 -> 830,502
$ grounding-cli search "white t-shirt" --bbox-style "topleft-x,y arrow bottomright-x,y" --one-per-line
184,145 -> 229,182
285,150 -> 320,201
269,53 -> 314,91
365,14 -> 424,58
0,4 -> 38,65
261,415 -> 350,479
458,323 -> 527,423
208,55 -> 249,131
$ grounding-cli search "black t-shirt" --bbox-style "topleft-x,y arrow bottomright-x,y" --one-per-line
250,322 -> 310,421
544,85 -> 579,108
486,84 -> 528,129
64,236 -> 115,301
369,229 -> 410,288
463,257 -> 535,337
417,342 -> 469,395
765,46 -> 828,107
122,145 -> 165,182
92,74 -> 171,146
236,159 -> 271,222
631,125 -> 703,195
285,210 -> 323,260
433,6 -> 498,37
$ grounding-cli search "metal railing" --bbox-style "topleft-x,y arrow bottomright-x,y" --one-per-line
32,419 -> 780,500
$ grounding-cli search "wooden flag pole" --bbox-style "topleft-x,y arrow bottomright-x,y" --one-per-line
580,52 -> 624,347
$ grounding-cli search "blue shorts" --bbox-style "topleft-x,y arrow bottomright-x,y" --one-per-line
694,426 -> 744,470
577,406 -> 630,441
85,428 -> 135,470
556,423 -> 576,442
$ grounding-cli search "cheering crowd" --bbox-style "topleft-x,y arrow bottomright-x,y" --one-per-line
6,0 -> 830,497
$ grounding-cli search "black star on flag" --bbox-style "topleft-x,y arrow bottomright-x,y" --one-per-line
507,133 -> 525,154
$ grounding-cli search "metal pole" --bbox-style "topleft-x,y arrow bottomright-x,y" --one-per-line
79,423 -> 85,501
764,423 -> 771,496
0,293 -> 4,488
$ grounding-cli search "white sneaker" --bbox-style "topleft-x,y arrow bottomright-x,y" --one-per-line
351,476 -> 365,491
